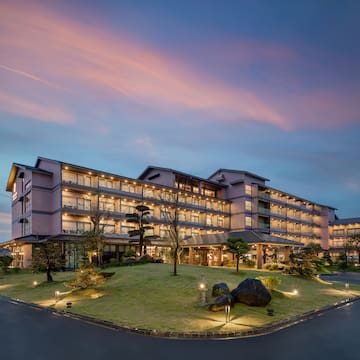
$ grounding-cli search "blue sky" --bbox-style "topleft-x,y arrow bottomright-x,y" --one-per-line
0,0 -> 359,242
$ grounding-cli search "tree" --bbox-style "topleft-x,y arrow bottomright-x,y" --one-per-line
126,205 -> 155,256
159,195 -> 183,276
225,237 -> 250,272
83,206 -> 108,267
348,234 -> 360,264
303,242 -> 323,256
32,241 -> 65,282
0,255 -> 13,273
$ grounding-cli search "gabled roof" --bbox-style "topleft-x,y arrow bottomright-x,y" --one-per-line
208,168 -> 270,182
6,163 -> 53,192
138,166 -> 228,188
186,230 -> 304,247
332,217 -> 360,226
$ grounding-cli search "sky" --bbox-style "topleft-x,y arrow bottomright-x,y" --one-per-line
0,0 -> 359,242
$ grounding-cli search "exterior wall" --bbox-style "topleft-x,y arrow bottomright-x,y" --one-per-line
140,168 -> 176,187
4,157 -> 356,268
329,218 -> 360,260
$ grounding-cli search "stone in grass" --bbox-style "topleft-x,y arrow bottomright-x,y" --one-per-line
208,294 -> 234,312
212,282 -> 230,297
231,278 -> 271,307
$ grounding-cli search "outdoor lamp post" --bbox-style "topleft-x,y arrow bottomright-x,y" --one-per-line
198,275 -> 207,306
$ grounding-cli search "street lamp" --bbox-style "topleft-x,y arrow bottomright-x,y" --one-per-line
198,275 -> 207,306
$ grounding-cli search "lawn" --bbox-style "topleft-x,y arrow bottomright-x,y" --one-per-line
0,264 -> 359,333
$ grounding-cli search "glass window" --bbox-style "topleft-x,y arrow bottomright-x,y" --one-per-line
245,185 -> 252,195
245,216 -> 252,227
245,200 -> 252,211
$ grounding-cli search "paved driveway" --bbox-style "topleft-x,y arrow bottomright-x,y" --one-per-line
320,271 -> 360,285
1,296 -> 359,360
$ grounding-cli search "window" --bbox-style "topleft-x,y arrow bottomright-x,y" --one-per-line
122,183 -> 136,193
160,225 -> 170,238
191,213 -> 200,223
144,188 -> 154,198
333,229 -> 345,236
99,179 -> 113,189
179,228 -> 186,239
100,199 -> 115,212
121,202 -> 136,214
192,197 -> 199,206
203,188 -> 215,197
217,217 -> 224,227
245,200 -> 252,211
206,215 -> 212,226
160,208 -> 171,220
178,211 -> 186,221
348,228 -> 360,235
245,185 -> 252,195
245,216 -> 252,227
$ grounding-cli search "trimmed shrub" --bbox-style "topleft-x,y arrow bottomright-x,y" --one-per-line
257,276 -> 281,291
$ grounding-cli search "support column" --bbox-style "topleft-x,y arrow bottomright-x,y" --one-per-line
188,247 -> 193,264
115,244 -> 120,264
256,244 -> 263,269
284,246 -> 290,263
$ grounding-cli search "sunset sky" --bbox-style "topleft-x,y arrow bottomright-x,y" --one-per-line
0,0 -> 359,241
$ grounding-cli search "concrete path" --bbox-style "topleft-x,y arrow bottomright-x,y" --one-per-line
1,296 -> 359,360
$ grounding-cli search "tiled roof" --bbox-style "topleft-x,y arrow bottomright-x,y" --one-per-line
186,231 -> 304,247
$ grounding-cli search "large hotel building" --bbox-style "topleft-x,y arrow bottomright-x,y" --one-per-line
3,157 -> 359,268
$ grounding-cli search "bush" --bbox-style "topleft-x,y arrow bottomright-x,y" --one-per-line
123,249 -> 136,258
264,263 -> 279,271
244,258 -> 255,268
0,255 -> 13,273
257,276 -> 281,291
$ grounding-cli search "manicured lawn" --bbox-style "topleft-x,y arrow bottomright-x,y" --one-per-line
1,264 -> 359,333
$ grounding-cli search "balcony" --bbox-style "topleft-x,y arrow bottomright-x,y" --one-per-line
258,207 -> 270,216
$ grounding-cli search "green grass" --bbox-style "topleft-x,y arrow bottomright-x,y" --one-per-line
1,264 -> 359,333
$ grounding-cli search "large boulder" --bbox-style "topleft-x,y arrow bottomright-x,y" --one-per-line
208,294 -> 234,312
212,282 -> 230,297
231,278 -> 271,307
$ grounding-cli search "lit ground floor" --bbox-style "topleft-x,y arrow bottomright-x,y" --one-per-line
0,230 -> 307,270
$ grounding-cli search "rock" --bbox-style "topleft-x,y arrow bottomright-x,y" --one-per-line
212,282 -> 230,297
231,278 -> 271,307
138,254 -> 153,263
208,294 -> 234,312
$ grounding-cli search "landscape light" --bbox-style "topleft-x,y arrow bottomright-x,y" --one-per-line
33,281 -> 38,286
293,289 -> 299,295
55,290 -> 60,298
345,283 -> 350,289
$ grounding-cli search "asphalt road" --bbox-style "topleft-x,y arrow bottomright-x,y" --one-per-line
320,271 -> 360,285
1,296 -> 359,360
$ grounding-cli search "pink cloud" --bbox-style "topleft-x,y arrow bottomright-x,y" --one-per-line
0,1 -> 289,129
0,91 -> 74,124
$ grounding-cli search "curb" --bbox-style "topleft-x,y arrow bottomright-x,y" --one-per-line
2,295 -> 360,339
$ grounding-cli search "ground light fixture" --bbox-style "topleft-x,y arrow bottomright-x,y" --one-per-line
345,283 -> 350,289
55,290 -> 60,299
198,275 -> 207,306
292,289 -> 299,296
32,281 -> 38,287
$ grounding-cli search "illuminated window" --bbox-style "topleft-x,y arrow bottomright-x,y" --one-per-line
245,216 -> 252,227
245,185 -> 252,195
245,200 -> 252,211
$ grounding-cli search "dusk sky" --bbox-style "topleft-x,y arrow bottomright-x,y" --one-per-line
0,0 -> 359,242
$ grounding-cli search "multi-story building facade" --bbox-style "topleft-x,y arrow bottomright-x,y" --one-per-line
2,157 -> 355,268
329,218 -> 360,261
